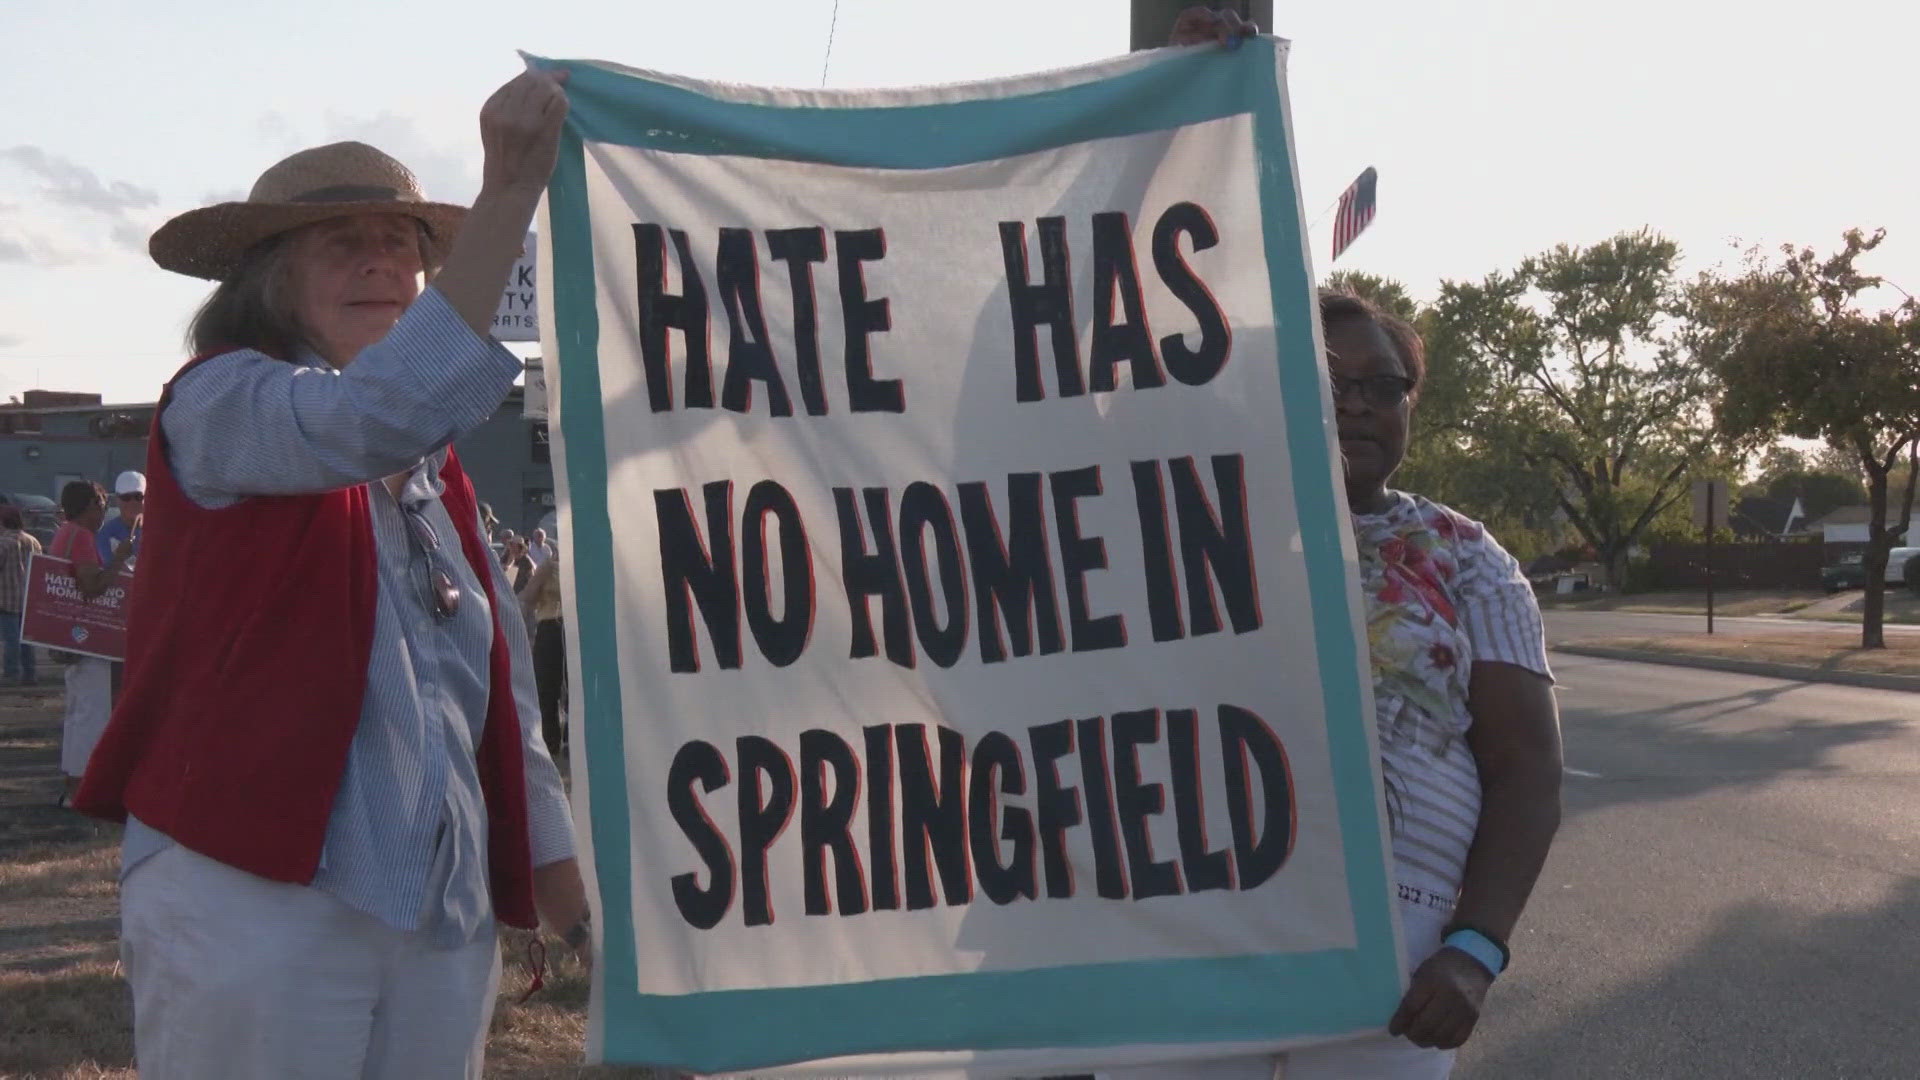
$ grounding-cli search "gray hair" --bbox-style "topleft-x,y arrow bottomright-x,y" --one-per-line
185,234 -> 308,360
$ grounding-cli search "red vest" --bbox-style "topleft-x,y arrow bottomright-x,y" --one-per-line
75,355 -> 537,930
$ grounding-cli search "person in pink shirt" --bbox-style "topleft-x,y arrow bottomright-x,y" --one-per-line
52,480 -> 132,801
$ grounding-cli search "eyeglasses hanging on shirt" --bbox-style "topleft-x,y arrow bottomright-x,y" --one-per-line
399,502 -> 462,621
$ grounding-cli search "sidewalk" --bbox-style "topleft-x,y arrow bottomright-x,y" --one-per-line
1553,632 -> 1920,693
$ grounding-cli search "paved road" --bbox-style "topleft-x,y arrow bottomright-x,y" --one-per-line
1458,654 -> 1920,1079
1543,608 -> 1920,644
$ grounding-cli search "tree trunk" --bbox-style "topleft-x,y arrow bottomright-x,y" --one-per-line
1862,467 -> 1890,650
1601,544 -> 1630,593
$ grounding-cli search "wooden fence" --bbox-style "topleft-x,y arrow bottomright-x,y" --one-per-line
1644,541 -> 1825,590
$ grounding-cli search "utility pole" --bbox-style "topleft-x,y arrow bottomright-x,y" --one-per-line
1130,0 -> 1272,52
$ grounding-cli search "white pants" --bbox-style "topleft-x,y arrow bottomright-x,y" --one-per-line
120,843 -> 502,1080
60,656 -> 111,776
1100,904 -> 1456,1080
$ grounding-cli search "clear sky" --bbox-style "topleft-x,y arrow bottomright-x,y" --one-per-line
3,0 -> 1914,405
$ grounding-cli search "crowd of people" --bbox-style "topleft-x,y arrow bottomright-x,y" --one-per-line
31,9 -> 1562,1079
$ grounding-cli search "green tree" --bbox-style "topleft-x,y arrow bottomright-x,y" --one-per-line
1323,271 -> 1565,560
1691,228 -> 1920,647
1425,230 -> 1719,589
1746,444 -> 1867,525
1325,270 -> 1419,322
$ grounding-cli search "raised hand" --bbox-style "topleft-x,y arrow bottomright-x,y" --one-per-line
479,68 -> 571,195
1167,5 -> 1259,48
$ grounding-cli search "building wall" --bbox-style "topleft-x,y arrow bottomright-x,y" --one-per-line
0,402 -> 156,501
1821,516 -> 1920,551
0,395 -> 554,534
452,396 -> 554,537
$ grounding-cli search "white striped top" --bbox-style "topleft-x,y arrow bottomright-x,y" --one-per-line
1351,492 -> 1552,914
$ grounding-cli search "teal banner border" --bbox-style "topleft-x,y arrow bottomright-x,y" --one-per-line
542,39 -> 1397,1074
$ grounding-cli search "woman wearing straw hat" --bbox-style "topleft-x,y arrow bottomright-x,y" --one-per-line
75,68 -> 590,1079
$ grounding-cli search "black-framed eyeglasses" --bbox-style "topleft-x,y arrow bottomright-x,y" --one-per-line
399,503 -> 462,621
1330,373 -> 1416,409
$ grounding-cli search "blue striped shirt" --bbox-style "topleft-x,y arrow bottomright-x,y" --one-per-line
123,287 -> 574,947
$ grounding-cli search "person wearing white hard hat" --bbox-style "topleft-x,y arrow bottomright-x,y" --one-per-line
95,471 -> 146,572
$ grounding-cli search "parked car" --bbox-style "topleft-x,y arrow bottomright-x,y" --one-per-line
1824,548 -> 1920,592
1822,552 -> 1867,593
1892,547 -> 1920,589
0,492 -> 60,547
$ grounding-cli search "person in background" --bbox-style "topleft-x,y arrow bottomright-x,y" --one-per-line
526,526 -> 554,568
502,534 -> 535,592
96,471 -> 146,702
74,68 -> 590,1079
518,551 -> 565,760
0,505 -> 42,686
479,500 -> 500,540
96,471 -> 146,571
53,480 -> 133,802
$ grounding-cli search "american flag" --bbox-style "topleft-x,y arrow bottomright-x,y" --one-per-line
1331,166 -> 1378,262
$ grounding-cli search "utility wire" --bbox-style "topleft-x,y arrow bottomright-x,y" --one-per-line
820,0 -> 842,87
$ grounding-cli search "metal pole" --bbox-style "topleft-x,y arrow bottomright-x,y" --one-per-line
1706,484 -> 1716,635
1130,0 -> 1273,52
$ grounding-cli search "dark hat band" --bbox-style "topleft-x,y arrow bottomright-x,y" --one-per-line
287,184 -> 407,204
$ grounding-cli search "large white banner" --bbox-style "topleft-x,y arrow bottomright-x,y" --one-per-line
538,38 -> 1400,1077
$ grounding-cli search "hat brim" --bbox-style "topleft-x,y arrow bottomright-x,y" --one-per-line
150,199 -> 468,281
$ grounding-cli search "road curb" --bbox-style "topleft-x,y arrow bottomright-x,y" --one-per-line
1552,644 -> 1920,693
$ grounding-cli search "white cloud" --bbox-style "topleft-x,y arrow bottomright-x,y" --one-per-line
0,148 -> 164,266
0,224 -> 92,267
0,146 -> 158,216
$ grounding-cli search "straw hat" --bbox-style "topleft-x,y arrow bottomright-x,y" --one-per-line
149,142 -> 466,280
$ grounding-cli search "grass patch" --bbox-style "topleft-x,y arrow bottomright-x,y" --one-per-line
1784,590 -> 1920,626
1568,633 -> 1920,677
0,685 -> 672,1079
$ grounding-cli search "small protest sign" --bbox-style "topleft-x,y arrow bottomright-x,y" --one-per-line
493,231 -> 539,341
22,553 -> 130,661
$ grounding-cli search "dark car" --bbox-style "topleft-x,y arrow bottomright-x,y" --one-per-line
0,493 -> 60,548
1822,552 -> 1868,593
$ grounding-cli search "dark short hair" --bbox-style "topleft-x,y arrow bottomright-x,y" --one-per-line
0,507 -> 22,530
1318,289 -> 1426,392
60,480 -> 105,521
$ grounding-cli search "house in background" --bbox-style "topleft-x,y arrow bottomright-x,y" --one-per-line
1729,495 -> 1807,540
1814,505 -> 1920,555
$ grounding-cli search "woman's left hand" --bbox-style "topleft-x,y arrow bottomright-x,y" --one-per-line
1387,948 -> 1493,1050
532,858 -> 593,967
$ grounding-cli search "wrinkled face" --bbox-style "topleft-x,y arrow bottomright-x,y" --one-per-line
1324,315 -> 1413,497
287,213 -> 424,366
532,529 -> 547,547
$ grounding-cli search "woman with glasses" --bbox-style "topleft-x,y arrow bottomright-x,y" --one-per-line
1316,289 -> 1562,1076
74,69 -> 589,1080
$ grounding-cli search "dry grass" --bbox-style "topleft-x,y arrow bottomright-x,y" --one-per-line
0,685 -> 672,1080
1572,632 -> 1920,677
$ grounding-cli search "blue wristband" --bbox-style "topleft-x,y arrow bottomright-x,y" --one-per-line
1443,928 -> 1507,977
